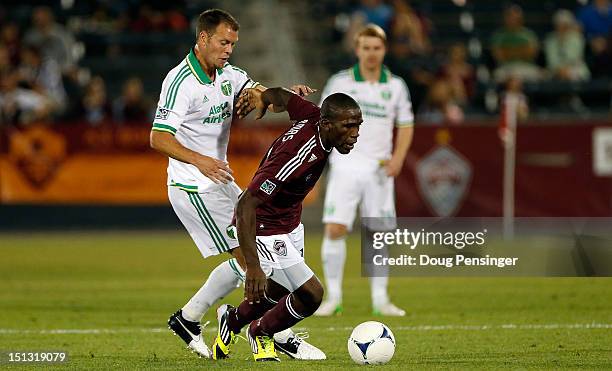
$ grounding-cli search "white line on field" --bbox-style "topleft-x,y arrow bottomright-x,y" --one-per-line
0,323 -> 610,335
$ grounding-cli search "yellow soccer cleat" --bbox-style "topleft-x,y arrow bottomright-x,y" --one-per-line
247,323 -> 280,362
211,304 -> 238,360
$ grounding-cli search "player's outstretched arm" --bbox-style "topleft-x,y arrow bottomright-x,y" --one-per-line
149,131 -> 233,184
235,190 -> 267,304
237,87 -> 310,119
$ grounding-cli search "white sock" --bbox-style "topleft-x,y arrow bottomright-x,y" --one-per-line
181,258 -> 243,322
321,236 -> 346,303
370,276 -> 389,308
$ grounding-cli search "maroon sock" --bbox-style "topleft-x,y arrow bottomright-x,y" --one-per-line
250,293 -> 306,336
227,293 -> 276,333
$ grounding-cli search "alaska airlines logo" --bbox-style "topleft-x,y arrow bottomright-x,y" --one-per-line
203,102 -> 230,124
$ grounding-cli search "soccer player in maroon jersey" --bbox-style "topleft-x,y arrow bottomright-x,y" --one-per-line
211,87 -> 362,361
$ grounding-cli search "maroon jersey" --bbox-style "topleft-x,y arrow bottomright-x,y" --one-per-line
247,94 -> 332,235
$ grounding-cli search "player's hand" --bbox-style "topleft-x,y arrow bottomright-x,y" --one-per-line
194,155 -> 234,184
245,264 -> 267,304
236,88 -> 267,119
382,156 -> 404,177
289,84 -> 316,97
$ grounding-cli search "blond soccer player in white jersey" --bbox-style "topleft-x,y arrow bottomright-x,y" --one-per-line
149,9 -> 323,360
315,24 -> 414,317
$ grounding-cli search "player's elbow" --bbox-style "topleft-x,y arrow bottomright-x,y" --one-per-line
236,191 -> 258,220
149,130 -> 166,151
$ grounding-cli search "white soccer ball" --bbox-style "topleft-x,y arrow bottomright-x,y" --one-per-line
347,321 -> 396,365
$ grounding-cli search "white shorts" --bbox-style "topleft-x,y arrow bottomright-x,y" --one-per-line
256,224 -> 314,291
322,166 -> 397,231
168,182 -> 241,258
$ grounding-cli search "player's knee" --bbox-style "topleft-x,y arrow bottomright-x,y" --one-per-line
325,223 -> 348,240
297,278 -> 324,315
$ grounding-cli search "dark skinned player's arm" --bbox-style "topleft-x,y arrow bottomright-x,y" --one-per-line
235,190 -> 266,303
236,87 -> 298,119
260,87 -> 298,112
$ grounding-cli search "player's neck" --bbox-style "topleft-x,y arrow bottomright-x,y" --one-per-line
318,126 -> 333,152
194,44 -> 216,82
359,63 -> 382,83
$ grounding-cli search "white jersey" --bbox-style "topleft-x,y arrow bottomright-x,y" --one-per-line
152,48 -> 258,192
320,64 -> 414,171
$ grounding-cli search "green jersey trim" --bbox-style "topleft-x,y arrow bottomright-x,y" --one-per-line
152,123 -> 177,135
351,64 -> 390,83
395,121 -> 414,128
186,48 -> 222,85
170,182 -> 198,192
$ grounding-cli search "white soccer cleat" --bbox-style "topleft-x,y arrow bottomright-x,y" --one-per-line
313,300 -> 343,316
373,302 -> 406,317
274,330 -> 326,360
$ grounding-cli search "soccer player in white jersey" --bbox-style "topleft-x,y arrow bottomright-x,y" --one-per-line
315,24 -> 414,317
149,9 -> 323,360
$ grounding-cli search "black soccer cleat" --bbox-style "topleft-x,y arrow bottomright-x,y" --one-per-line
167,310 -> 211,358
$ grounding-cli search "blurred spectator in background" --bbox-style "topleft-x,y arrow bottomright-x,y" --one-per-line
545,10 -> 590,82
166,6 -> 189,32
1,23 -> 21,67
388,0 -> 431,59
0,44 -> 12,75
577,0 -> 612,39
577,0 -> 612,77
23,6 -> 77,74
417,79 -> 464,125
491,4 -> 541,83
78,2 -> 127,34
112,77 -> 151,123
77,76 -> 111,125
18,46 -> 67,113
344,0 -> 394,51
130,4 -> 167,33
355,0 -> 394,32
0,70 -> 51,125
436,43 -> 476,106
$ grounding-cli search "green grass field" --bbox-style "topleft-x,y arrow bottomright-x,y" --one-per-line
1,231 -> 611,370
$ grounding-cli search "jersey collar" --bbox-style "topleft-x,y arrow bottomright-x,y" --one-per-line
351,64 -> 389,83
186,48 -> 224,85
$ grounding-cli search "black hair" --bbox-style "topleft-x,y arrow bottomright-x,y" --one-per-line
196,9 -> 240,40
321,93 -> 360,120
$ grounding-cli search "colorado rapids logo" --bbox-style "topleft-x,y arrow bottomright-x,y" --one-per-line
416,146 -> 472,217
272,240 -> 287,256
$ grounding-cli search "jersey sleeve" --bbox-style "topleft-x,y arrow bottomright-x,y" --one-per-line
395,78 -> 415,127
247,132 -> 316,200
226,64 -> 259,101
287,94 -> 320,122
152,69 -> 192,135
